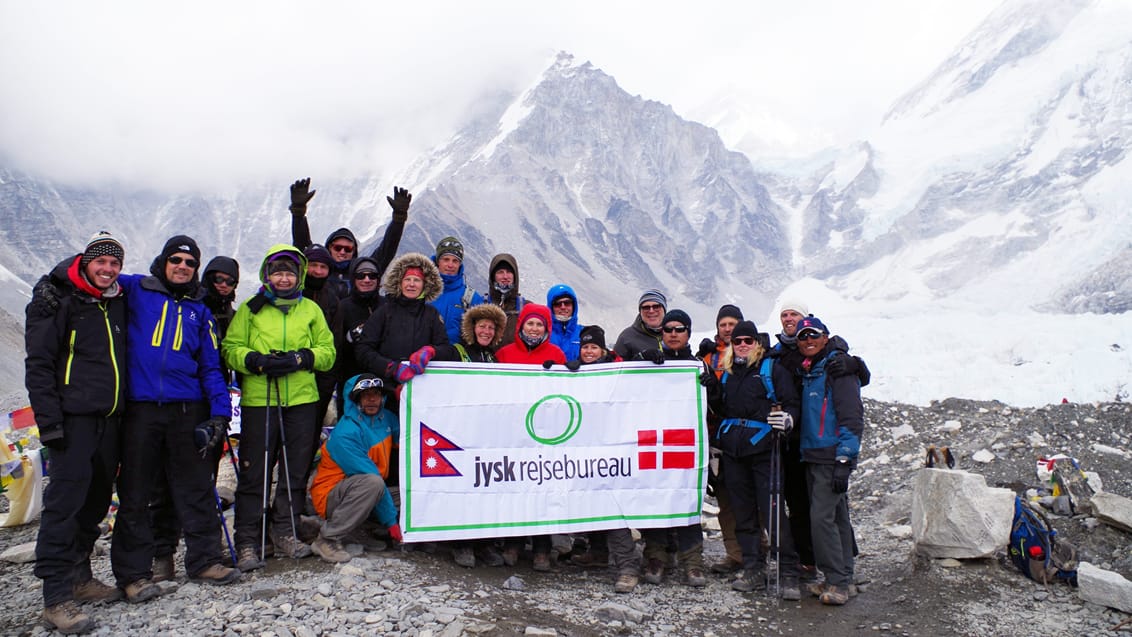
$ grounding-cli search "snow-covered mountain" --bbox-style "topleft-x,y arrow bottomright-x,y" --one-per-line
1,0 -> 1130,407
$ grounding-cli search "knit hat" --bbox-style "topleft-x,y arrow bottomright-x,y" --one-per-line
435,236 -> 464,262
780,299 -> 810,318
353,260 -> 378,275
716,304 -> 744,324
579,325 -> 607,350
638,289 -> 667,310
662,309 -> 691,330
159,235 -> 201,264
266,254 -> 300,276
80,231 -> 125,268
303,244 -> 334,267
796,316 -> 829,336
731,320 -> 759,341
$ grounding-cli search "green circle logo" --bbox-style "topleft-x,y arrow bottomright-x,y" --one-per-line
525,394 -> 582,445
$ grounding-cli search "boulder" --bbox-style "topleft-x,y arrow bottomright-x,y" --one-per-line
911,468 -> 1014,559
1077,562 -> 1132,613
0,541 -> 37,563
1089,491 -> 1132,533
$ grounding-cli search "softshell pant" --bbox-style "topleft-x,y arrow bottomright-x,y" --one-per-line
320,473 -> 387,541
35,414 -> 120,607
807,462 -> 855,588
782,436 -> 814,565
722,451 -> 799,575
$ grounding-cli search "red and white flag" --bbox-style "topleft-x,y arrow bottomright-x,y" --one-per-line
637,428 -> 696,470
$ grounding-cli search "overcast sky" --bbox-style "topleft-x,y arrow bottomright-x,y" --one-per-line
0,1 -> 996,192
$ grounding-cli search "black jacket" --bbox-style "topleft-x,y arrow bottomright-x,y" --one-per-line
355,296 -> 449,384
332,284 -> 384,390
709,356 -> 800,457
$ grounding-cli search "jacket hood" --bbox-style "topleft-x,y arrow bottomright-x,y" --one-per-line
259,244 -> 308,289
489,253 -> 520,296
203,256 -> 239,283
514,302 -> 552,341
546,283 -> 579,322
341,374 -> 386,422
460,303 -> 508,347
383,252 -> 443,302
324,227 -> 358,249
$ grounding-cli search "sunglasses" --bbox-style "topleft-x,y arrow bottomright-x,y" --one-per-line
552,299 -> 573,307
661,326 -> 688,333
212,275 -> 236,286
732,336 -> 755,345
797,331 -> 825,341
639,303 -> 664,312
330,244 -> 355,253
355,377 -> 384,391
354,272 -> 380,280
167,256 -> 199,268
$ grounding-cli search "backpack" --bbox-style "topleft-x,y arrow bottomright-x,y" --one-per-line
1008,496 -> 1078,586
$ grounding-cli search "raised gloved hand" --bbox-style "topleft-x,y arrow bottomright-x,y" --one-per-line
767,410 -> 793,433
541,360 -> 555,370
396,361 -> 417,383
832,459 -> 852,494
387,187 -> 411,223
39,422 -> 66,451
825,352 -> 860,378
388,523 -> 403,543
194,416 -> 230,458
289,178 -> 316,215
408,345 -> 436,374
32,277 -> 63,313
565,359 -> 581,371
296,348 -> 315,371
696,338 -> 716,359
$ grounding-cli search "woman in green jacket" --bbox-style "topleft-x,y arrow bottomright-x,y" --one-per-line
222,244 -> 335,571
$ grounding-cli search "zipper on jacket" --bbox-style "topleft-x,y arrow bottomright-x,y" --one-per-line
172,304 -> 184,351
818,396 -> 829,438
102,303 -> 122,415
64,329 -> 77,385
151,300 -> 169,347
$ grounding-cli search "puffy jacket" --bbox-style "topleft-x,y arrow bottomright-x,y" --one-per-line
613,316 -> 663,361
495,303 -> 567,365
222,244 -> 336,407
799,346 -> 864,465
546,284 -> 582,361
25,256 -> 128,426
117,272 -> 230,418
440,303 -> 507,363
487,253 -> 524,346
429,259 -> 483,344
310,374 -> 398,526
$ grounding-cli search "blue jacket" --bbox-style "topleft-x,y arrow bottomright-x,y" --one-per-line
799,348 -> 864,465
546,284 -> 582,361
429,260 -> 483,343
118,274 -> 231,418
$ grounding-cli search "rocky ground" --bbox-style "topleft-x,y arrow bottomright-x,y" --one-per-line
1,398 -> 1130,636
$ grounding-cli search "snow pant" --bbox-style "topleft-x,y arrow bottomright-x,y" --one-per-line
149,440 -> 225,560
320,473 -> 386,541
112,401 -> 223,585
643,524 -> 703,569
722,451 -> 799,575
782,437 -> 814,565
35,414 -> 120,607
807,462 -> 855,587
233,402 -> 317,550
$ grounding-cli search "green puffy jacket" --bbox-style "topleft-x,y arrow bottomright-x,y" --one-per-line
222,244 -> 336,407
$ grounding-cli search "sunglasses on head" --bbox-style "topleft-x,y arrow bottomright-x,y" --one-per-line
355,377 -> 384,392
797,331 -> 824,341
662,325 -> 688,333
211,275 -> 236,286
732,336 -> 755,345
354,272 -> 379,280
167,255 -> 198,268
639,303 -> 664,312
330,244 -> 355,253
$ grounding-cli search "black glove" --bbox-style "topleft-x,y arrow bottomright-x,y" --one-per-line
32,277 -> 63,313
826,352 -> 860,378
699,369 -> 719,389
387,186 -> 411,223
39,422 -> 66,451
541,360 -> 555,370
696,338 -> 716,359
565,359 -> 581,371
194,417 -> 229,458
647,349 -> 665,364
289,178 -> 316,215
246,351 -> 301,377
832,461 -> 852,494
297,348 -> 315,371
245,351 -> 269,374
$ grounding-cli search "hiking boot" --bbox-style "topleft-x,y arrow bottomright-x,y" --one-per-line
710,557 -> 743,574
614,573 -> 638,594
780,576 -> 801,601
312,537 -> 353,564
731,568 -> 767,593
798,564 -> 819,583
272,533 -> 312,559
571,549 -> 610,568
73,577 -> 124,603
151,554 -> 175,583
820,585 -> 850,606
477,545 -> 505,567
236,546 -> 263,573
532,552 -> 552,572
685,567 -> 707,587
42,600 -> 94,634
123,578 -> 161,604
643,558 -> 665,585
453,546 -> 476,568
191,563 -> 241,585
501,546 -> 520,567
806,580 -> 830,597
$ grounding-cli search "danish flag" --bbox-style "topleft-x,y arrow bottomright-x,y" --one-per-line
419,422 -> 462,477
637,428 -> 696,470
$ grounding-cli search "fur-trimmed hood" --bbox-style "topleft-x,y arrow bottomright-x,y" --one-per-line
382,252 -> 443,302
459,303 -> 508,348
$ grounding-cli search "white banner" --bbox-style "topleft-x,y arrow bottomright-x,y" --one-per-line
398,360 -> 707,542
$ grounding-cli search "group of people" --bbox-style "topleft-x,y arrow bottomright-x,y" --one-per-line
24,177 -> 869,634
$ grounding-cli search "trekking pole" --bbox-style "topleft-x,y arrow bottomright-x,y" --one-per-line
260,376 -> 272,565
213,485 -> 238,567
274,378 -> 302,545
769,428 -> 782,604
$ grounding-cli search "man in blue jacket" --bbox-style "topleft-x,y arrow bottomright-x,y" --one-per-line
429,236 -> 483,343
546,284 -> 583,361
